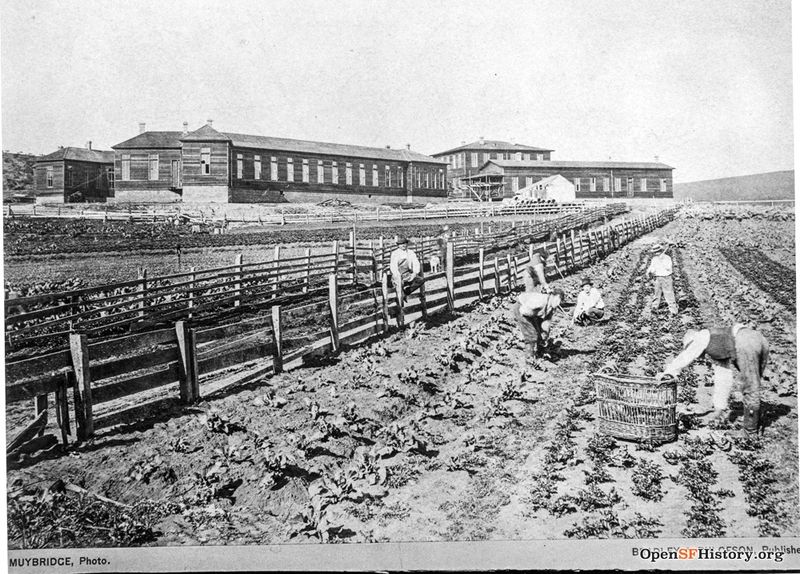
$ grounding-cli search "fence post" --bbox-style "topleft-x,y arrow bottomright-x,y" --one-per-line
376,206 -> 381,221
380,273 -> 391,330
234,253 -> 243,307
33,395 -> 48,438
137,268 -> 148,321
188,267 -> 196,318
350,228 -> 357,285
175,321 -> 199,403
369,240 -> 377,283
55,377 -> 70,444
69,333 -> 92,441
445,242 -> 455,312
332,240 -> 339,279
506,254 -> 514,291
493,257 -> 501,295
328,275 -> 340,353
512,256 -> 520,290
478,247 -> 485,298
304,248 -> 312,293
270,306 -> 284,374
271,246 -> 281,299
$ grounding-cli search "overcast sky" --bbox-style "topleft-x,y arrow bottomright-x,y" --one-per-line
1,0 -> 793,183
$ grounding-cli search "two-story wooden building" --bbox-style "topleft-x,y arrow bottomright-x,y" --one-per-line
473,159 -> 675,199
112,123 -> 449,204
33,144 -> 115,203
431,138 -> 553,186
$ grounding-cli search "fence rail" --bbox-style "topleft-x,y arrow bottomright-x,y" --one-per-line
5,205 -> 680,453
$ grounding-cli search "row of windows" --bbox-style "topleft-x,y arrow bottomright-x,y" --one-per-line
120,151 -> 446,189
44,165 -> 113,189
448,151 -> 546,169
234,153 -> 445,189
510,176 -> 668,193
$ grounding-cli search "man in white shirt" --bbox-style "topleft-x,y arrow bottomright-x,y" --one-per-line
523,240 -> 551,293
511,288 -> 564,367
389,236 -> 424,296
646,243 -> 678,315
572,276 -> 605,326
657,324 -> 769,435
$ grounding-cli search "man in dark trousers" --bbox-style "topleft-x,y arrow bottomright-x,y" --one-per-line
657,324 -> 769,436
511,288 -> 564,368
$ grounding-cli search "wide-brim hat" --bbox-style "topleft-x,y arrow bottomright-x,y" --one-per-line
396,236 -> 409,245
580,276 -> 592,287
650,243 -> 662,252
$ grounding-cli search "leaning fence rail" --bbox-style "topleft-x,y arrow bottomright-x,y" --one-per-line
6,206 -> 679,453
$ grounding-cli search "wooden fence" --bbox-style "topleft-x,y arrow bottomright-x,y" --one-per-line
4,199 -> 599,225
5,206 -> 679,453
5,205 -> 627,355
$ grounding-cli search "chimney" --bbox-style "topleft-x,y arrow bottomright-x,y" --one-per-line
406,143 -> 411,150
654,155 -> 660,162
385,145 -> 391,149
206,118 -> 213,128
86,141 -> 92,150
139,122 -> 146,134
479,136 -> 485,145
182,122 -> 189,136
58,146 -> 64,150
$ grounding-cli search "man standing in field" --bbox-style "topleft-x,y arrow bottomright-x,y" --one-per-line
390,236 -> 424,297
646,243 -> 678,315
657,324 -> 769,436
523,240 -> 552,293
572,276 -> 605,325
511,288 -> 564,367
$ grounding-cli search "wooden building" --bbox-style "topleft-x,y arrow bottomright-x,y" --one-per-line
474,159 -> 674,199
431,138 -> 553,186
33,144 -> 114,203
112,122 -> 448,204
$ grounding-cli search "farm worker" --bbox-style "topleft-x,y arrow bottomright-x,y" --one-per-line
646,243 -> 678,315
523,240 -> 552,293
511,288 -> 565,365
390,236 -> 424,296
432,225 -> 450,273
657,324 -> 768,435
572,276 -> 605,325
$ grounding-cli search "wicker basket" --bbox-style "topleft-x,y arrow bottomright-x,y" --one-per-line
593,371 -> 678,444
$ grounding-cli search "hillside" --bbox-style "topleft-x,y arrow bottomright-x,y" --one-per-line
674,170 -> 795,202
3,151 -> 37,197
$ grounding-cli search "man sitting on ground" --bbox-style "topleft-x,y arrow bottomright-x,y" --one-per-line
573,276 -> 605,326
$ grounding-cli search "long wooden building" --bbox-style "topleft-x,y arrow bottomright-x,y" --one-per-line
33,144 -> 114,203
473,159 -> 675,199
111,122 -> 448,204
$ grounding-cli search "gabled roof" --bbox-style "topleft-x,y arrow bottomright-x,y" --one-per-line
113,131 -> 184,149
36,147 -> 115,163
433,140 -> 554,156
113,126 -> 446,164
483,159 -> 674,170
225,132 -> 446,164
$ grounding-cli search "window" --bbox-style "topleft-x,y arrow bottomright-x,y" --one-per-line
450,155 -> 455,168
614,177 -> 621,191
270,156 -> 278,181
416,168 -> 422,188
286,158 -> 294,182
254,155 -> 262,179
148,154 -> 159,180
590,177 -> 596,192
372,164 -> 379,187
398,166 -> 404,188
332,161 -> 339,184
236,154 -> 243,179
46,166 -> 53,188
660,178 -> 667,192
302,159 -> 309,182
515,152 -> 522,161
471,152 -> 478,167
536,154 -> 544,161
317,160 -> 324,184
346,162 -> 353,185
386,166 -> 392,187
525,176 -> 533,187
425,171 -> 430,188
574,178 -> 581,192
483,153 -> 489,164
121,154 -> 131,180
603,177 -> 610,192
107,168 -> 115,191
359,163 -> 366,186
439,169 -> 444,188
511,177 -> 519,192
640,178 -> 647,191
67,168 -> 75,187
200,148 -> 211,175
